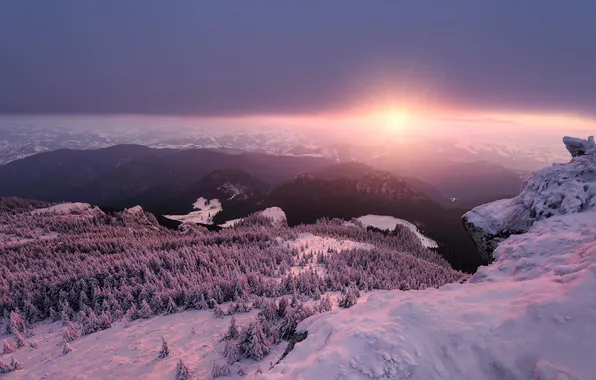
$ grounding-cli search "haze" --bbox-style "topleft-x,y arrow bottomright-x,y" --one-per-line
1,1 -> 595,147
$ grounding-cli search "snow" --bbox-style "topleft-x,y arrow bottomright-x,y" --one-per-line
0,309 -> 286,379
286,233 -> 375,257
259,207 -> 286,225
268,209 -> 596,380
266,137 -> 596,380
220,207 -> 287,228
356,215 -> 438,249
31,202 -> 92,215
165,198 -> 222,224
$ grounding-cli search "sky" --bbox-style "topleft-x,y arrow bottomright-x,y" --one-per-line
1,1 -> 595,138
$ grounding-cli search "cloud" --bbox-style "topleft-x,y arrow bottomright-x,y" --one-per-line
0,1 -> 595,117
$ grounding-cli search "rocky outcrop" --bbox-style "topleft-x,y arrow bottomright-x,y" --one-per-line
563,135 -> 595,157
463,136 -> 596,261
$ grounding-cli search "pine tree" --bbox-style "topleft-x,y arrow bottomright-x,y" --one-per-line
139,300 -> 153,319
10,357 -> 22,371
175,359 -> 190,380
211,362 -> 230,378
15,331 -> 26,348
2,339 -> 14,354
9,311 -> 26,335
238,319 -> 270,361
223,340 -> 240,365
158,336 -> 170,358
213,305 -> 225,319
223,317 -> 239,341
0,360 -> 12,373
318,295 -> 332,312
62,321 -> 81,342
63,340 -> 74,354
165,297 -> 177,315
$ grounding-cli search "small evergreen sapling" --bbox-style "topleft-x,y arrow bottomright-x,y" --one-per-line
158,336 -> 170,358
175,359 -> 190,380
223,317 -> 239,341
2,339 -> 15,354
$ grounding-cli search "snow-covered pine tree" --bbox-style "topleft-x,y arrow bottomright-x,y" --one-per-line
0,360 -> 12,373
158,336 -> 170,358
223,340 -> 240,365
10,357 -> 22,371
211,362 -> 231,378
165,297 -> 177,315
62,321 -> 81,342
238,318 -> 270,361
15,331 -> 26,348
223,317 -> 239,341
213,305 -> 225,319
318,295 -> 332,312
2,339 -> 14,354
139,300 -> 153,319
63,340 -> 74,354
175,359 -> 190,380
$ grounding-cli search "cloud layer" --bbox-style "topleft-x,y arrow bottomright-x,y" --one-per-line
1,1 -> 595,116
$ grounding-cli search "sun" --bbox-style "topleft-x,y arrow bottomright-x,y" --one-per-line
374,108 -> 416,133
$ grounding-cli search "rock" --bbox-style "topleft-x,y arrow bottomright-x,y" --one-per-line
463,136 -> 596,261
563,135 -> 595,157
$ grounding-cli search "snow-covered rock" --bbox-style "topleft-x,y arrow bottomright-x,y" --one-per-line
463,136 -> 596,260
31,202 -> 93,215
563,135 -> 595,157
266,136 -> 596,380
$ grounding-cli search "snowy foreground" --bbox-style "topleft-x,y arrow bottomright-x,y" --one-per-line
267,137 -> 596,380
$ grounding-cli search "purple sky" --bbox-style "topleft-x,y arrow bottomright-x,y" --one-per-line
1,1 -> 595,118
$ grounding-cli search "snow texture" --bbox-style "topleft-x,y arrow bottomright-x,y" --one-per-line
267,136 -> 596,380
165,197 -> 222,224
356,215 -> 438,249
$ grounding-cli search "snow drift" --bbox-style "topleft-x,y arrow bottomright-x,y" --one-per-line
267,136 -> 596,380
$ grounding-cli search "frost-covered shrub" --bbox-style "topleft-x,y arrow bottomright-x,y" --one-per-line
213,305 -> 225,319
62,340 -> 74,354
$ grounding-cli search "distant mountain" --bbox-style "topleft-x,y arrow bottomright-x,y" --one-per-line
0,145 -> 332,207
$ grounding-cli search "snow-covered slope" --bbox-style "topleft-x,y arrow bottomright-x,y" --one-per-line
267,136 -> 596,380
165,197 -> 222,224
356,215 -> 438,249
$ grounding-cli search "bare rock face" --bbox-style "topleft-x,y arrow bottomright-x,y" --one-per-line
463,136 -> 596,261
563,135 -> 595,157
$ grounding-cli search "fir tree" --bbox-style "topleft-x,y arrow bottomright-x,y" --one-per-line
158,336 -> 170,358
2,339 -> 14,354
165,297 -> 177,315
15,331 -> 26,348
10,357 -> 22,371
211,362 -> 230,378
175,359 -> 190,380
223,340 -> 240,365
63,340 -> 74,354
139,300 -> 153,319
213,305 -> 225,319
238,319 -> 270,361
223,317 -> 239,341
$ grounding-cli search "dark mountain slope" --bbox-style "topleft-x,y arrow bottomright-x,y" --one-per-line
263,170 -> 483,272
